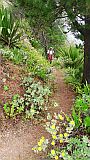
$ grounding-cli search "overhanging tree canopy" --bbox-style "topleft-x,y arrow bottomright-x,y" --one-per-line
13,0 -> 65,55
56,0 -> 90,84
12,0 -> 90,83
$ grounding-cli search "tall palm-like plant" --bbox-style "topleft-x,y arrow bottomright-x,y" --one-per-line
0,7 -> 21,47
60,46 -> 84,69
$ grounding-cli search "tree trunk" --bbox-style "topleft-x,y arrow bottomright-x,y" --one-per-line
0,50 -> 2,65
41,31 -> 48,58
83,17 -> 90,84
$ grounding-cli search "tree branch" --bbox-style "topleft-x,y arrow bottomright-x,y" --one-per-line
64,7 -> 85,36
72,19 -> 85,35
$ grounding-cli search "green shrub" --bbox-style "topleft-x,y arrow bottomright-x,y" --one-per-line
3,77 -> 51,118
60,46 -> 83,86
65,67 -> 83,88
32,112 -> 90,160
0,7 -> 21,47
72,84 -> 90,133
26,49 -> 50,80
3,94 -> 25,118
22,76 -> 51,118
3,85 -> 9,91
65,136 -> 90,160
29,38 -> 41,49
2,47 -> 28,64
2,46 -> 50,80
52,57 -> 62,68
17,41 -> 51,80
60,46 -> 83,69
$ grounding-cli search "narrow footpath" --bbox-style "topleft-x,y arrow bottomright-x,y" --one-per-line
0,68 -> 75,160
50,68 -> 75,114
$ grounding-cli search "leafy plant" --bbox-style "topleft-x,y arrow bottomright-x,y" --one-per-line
65,67 -> 83,88
22,76 -> 51,118
84,116 -> 90,128
65,136 -> 90,160
72,84 -> 90,133
26,49 -> 50,80
2,45 -> 50,80
3,77 -> 51,118
72,108 -> 81,128
61,46 -> 83,87
3,85 -> 9,91
60,46 -> 83,69
32,112 -> 76,159
32,112 -> 90,160
2,47 -> 28,64
0,7 -> 21,47
3,94 -> 25,118
3,103 -> 10,117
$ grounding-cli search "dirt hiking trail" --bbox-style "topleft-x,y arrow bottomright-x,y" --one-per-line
0,67 -> 75,160
49,68 -> 75,114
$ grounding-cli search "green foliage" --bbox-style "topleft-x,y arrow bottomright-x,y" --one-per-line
65,67 -> 83,90
46,25 -> 66,54
3,47 -> 28,64
15,0 -> 90,83
19,18 -> 32,37
61,46 -> 83,69
2,45 -> 50,80
21,45 -> 51,80
3,85 -> 9,91
0,7 -> 21,47
84,116 -> 90,127
16,0 -> 65,56
17,0 -> 56,28
61,46 -> 84,87
72,108 -> 81,128
66,136 -> 90,160
3,77 -> 51,118
52,57 -> 62,69
29,38 -> 42,49
32,112 -> 77,159
26,50 -> 50,80
32,111 -> 90,160
4,94 -> 24,118
22,76 -> 51,118
72,84 -> 90,132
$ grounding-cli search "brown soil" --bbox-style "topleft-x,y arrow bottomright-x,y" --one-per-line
0,62 -> 75,160
48,68 -> 75,114
0,61 -> 24,105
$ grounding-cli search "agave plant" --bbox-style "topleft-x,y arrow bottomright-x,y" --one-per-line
60,46 -> 84,69
0,7 -> 21,47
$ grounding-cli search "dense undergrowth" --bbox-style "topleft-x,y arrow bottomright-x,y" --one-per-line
1,46 -> 50,81
0,35 -> 51,119
0,6 -> 52,121
3,76 -> 51,119
57,46 -> 84,87
32,46 -> 90,159
0,6 -> 90,160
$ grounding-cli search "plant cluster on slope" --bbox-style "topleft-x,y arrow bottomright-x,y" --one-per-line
0,7 -> 21,47
1,47 -> 28,64
72,83 -> 90,134
32,112 -> 90,160
60,46 -> 84,88
26,49 -> 50,80
3,76 -> 51,118
2,45 -> 51,80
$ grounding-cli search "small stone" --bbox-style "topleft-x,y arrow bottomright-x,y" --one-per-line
2,78 -> 6,83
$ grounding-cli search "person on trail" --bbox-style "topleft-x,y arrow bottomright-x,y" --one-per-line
47,47 -> 54,64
